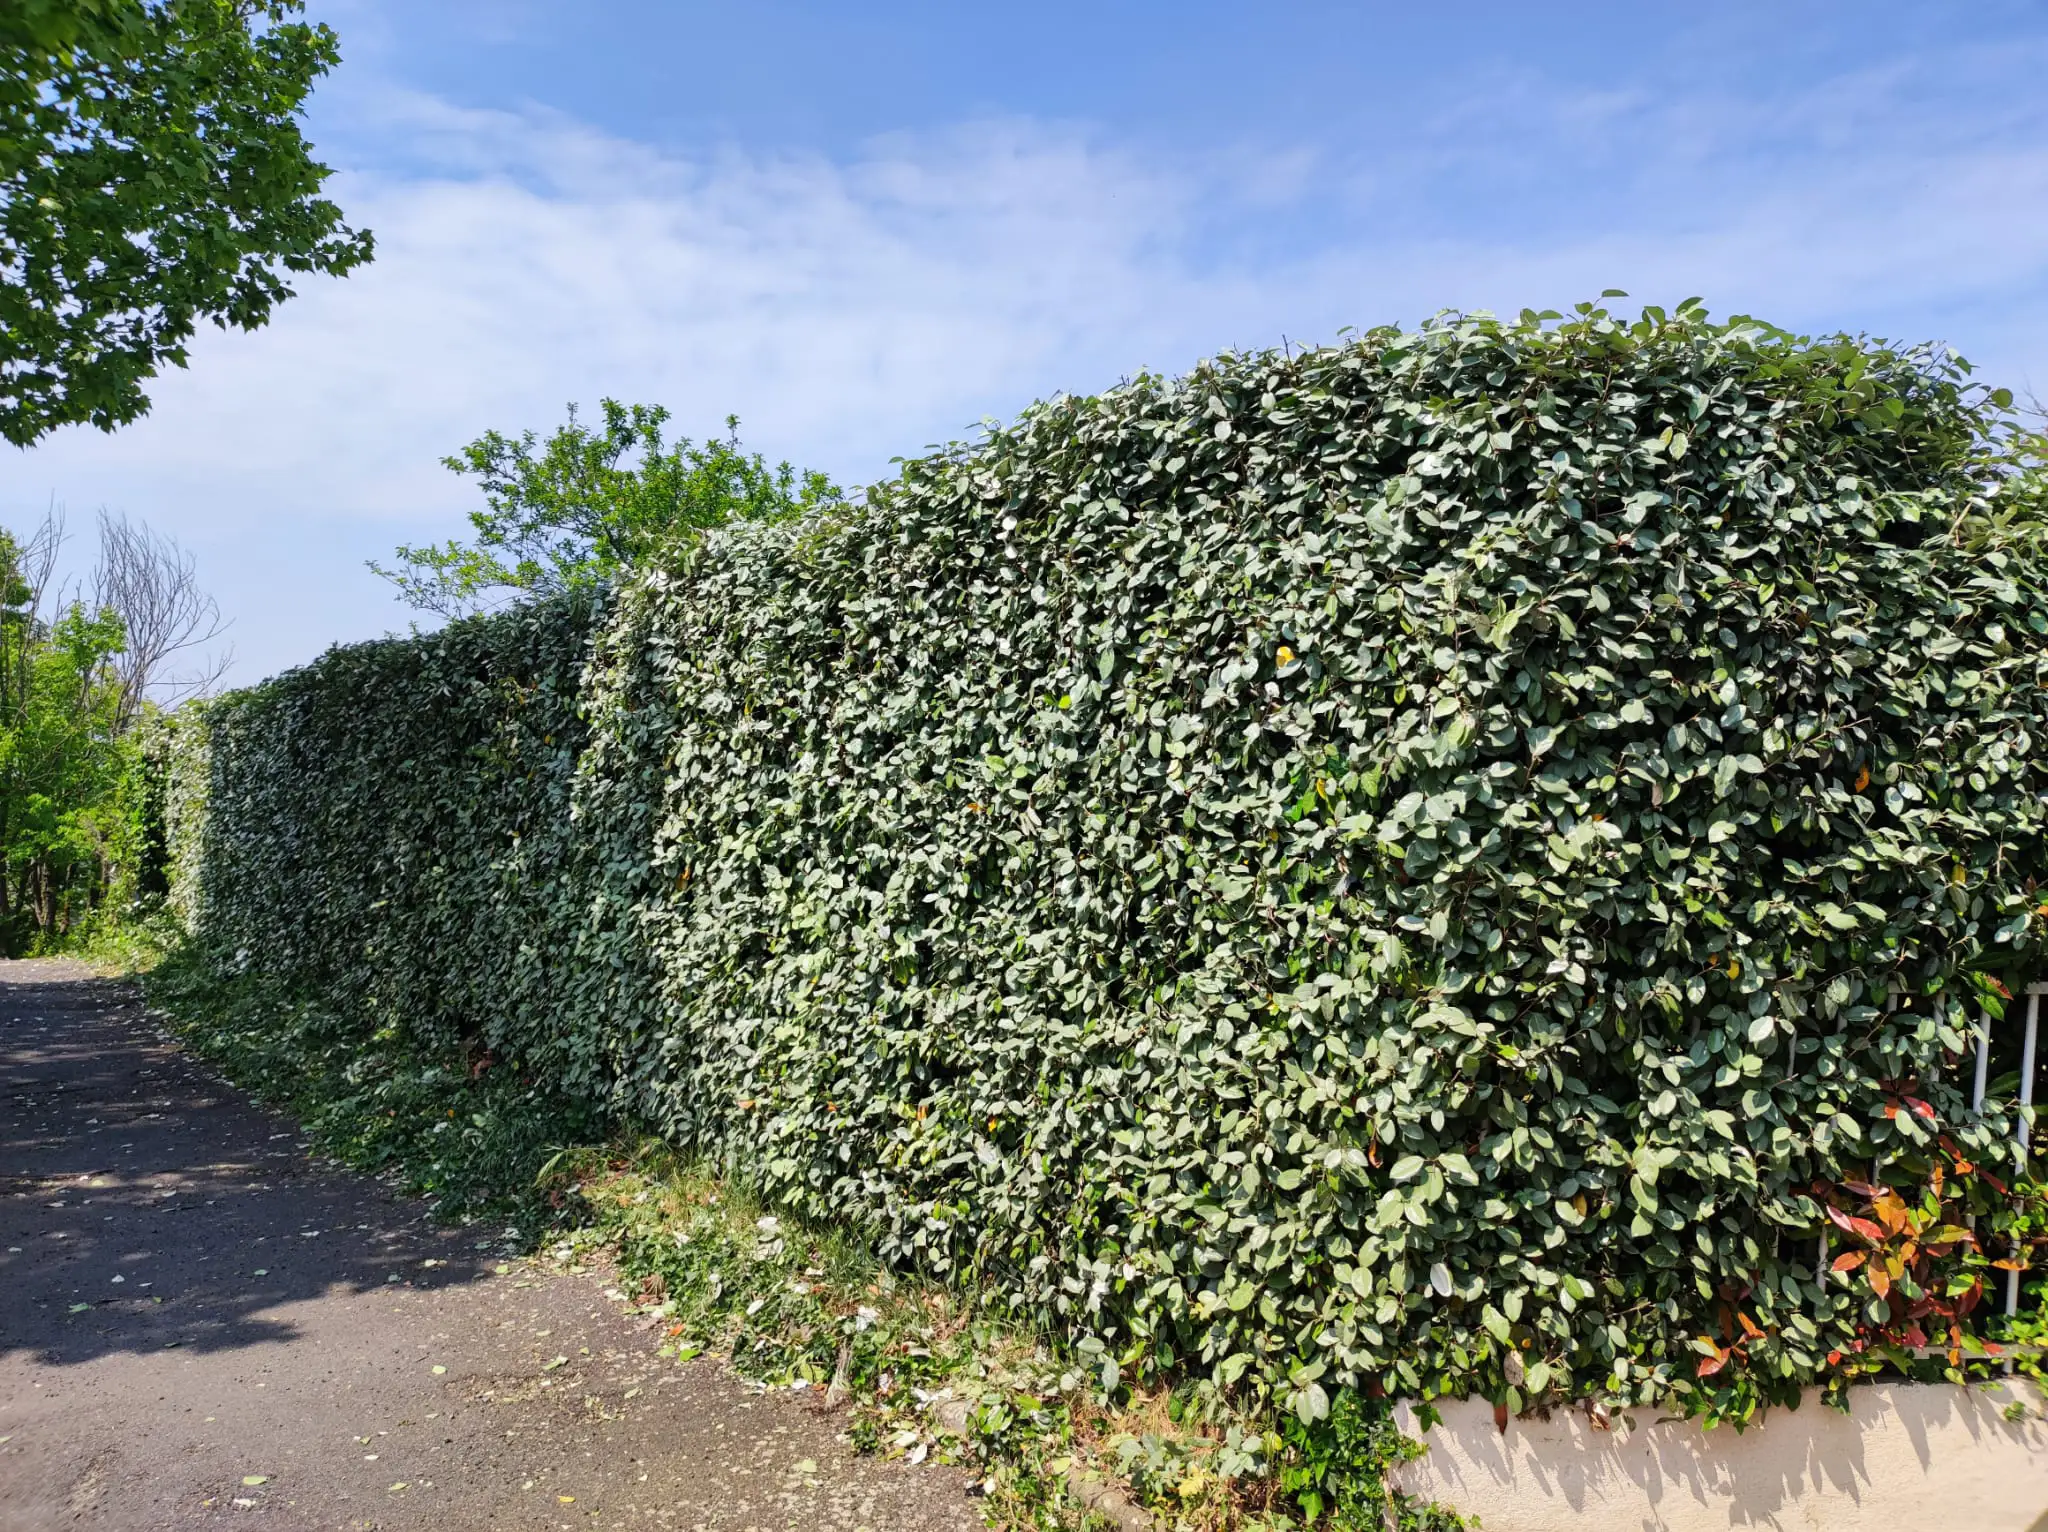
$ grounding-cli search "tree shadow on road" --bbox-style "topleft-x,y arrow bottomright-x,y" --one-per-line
1,967 -> 512,1368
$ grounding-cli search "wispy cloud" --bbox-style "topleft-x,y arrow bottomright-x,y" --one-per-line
9,37 -> 2048,680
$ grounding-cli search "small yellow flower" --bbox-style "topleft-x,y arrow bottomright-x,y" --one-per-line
1276,646 -> 1296,666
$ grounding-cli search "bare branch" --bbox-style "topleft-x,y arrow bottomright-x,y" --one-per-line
90,511 -> 231,726
14,500 -> 64,614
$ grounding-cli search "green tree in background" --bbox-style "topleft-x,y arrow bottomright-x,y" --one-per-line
0,510 -> 228,952
0,0 -> 374,446
373,402 -> 843,617
0,528 -> 130,948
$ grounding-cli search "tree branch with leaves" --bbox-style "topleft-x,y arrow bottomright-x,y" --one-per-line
373,402 -> 842,617
0,0 -> 373,445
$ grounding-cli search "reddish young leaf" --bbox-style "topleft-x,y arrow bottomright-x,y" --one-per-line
1827,1206 -> 1887,1243
1831,1250 -> 1867,1273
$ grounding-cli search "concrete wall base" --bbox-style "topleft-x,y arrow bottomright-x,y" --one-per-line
1392,1380 -> 2048,1530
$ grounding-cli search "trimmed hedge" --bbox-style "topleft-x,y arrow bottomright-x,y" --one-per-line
171,303 -> 2048,1427
183,590 -> 601,1059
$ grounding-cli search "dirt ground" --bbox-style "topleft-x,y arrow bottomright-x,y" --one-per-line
0,959 -> 980,1532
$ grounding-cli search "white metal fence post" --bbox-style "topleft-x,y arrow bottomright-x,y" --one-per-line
1975,1003 -> 1994,1114
2007,987 -> 2043,1321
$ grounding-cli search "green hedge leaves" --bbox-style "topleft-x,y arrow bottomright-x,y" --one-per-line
171,304 -> 2048,1425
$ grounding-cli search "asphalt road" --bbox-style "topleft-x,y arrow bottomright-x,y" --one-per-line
0,959 -> 978,1532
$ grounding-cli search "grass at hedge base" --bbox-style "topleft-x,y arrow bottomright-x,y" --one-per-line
145,947 -> 609,1227
143,952 -> 1456,1531
169,301 -> 2048,1459
573,1146 -> 1457,1531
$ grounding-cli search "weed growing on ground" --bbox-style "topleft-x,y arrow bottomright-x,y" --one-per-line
561,1142 -> 1463,1531
141,952 -> 1463,1529
144,948 -> 607,1228
66,901 -> 185,975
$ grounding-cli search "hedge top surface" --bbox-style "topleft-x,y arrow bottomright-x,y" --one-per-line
182,302 -> 2048,1438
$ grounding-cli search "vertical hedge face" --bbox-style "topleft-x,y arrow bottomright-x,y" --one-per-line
177,306 -> 2048,1424
184,592 -> 603,1079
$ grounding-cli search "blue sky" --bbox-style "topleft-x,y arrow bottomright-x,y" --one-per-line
10,1 -> 2048,683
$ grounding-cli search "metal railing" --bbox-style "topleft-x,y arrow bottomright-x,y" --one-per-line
1976,982 -> 2043,1326
1803,981 -> 2043,1366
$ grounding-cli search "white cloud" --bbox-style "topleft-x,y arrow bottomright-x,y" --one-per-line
18,98 -> 1215,524
7,52 -> 2048,681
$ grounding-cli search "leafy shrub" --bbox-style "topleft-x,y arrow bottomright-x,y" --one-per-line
180,588 -> 601,1074
167,302 -> 2048,1433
